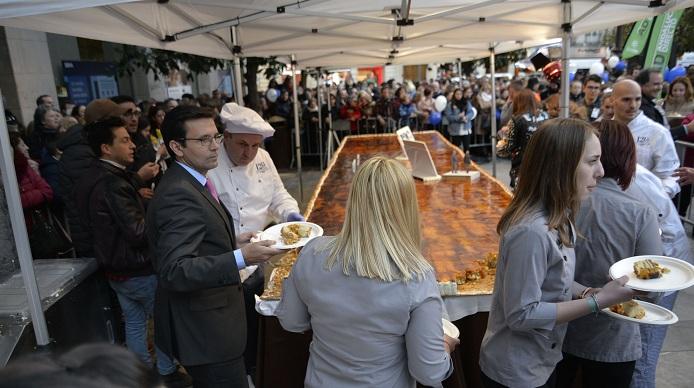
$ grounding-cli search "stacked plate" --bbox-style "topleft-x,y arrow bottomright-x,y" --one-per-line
605,256 -> 694,325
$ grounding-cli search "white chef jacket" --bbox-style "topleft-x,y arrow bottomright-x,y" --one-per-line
209,146 -> 299,235
626,165 -> 691,264
208,146 -> 300,282
627,111 -> 680,198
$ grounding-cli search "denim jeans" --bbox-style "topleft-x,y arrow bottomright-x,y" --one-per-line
109,274 -> 176,375
630,292 -> 678,388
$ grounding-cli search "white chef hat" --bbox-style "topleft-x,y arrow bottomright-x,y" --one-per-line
219,102 -> 275,138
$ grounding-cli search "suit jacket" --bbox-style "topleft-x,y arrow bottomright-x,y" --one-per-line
641,95 -> 667,127
146,161 -> 245,366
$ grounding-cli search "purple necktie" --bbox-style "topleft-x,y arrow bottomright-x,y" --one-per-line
205,179 -> 219,203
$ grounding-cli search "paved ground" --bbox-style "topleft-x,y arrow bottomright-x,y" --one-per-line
280,157 -> 694,388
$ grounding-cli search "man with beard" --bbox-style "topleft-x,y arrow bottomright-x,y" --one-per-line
582,74 -> 603,122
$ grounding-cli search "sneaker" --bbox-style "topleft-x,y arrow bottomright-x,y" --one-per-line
160,368 -> 193,388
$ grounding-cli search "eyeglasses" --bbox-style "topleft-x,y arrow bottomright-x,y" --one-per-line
123,110 -> 142,118
179,133 -> 224,147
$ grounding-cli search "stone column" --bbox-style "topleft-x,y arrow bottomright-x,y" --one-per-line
0,27 -> 57,126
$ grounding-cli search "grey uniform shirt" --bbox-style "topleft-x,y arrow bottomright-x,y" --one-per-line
479,210 -> 576,388
562,178 -> 662,362
276,236 -> 453,388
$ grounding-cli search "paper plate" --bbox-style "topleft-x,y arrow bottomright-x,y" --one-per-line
609,255 -> 694,292
442,318 -> 460,338
258,222 -> 323,249
602,300 -> 679,326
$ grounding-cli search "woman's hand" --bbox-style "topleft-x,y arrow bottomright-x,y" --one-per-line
596,276 -> 634,308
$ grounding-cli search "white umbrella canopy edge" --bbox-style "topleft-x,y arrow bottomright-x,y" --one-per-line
0,1 -> 692,67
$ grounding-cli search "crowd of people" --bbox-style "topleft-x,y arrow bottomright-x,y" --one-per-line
5,91 -> 308,387
3,60 -> 694,388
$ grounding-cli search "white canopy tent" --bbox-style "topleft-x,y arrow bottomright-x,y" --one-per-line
1,1 -> 692,67
0,0 -> 692,349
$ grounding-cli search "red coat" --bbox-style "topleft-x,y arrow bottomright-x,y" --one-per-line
18,164 -> 53,231
339,105 -> 362,131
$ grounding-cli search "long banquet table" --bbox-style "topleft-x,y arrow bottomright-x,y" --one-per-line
256,131 -> 513,388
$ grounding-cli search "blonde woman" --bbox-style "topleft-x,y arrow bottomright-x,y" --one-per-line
479,119 -> 635,388
277,157 -> 456,388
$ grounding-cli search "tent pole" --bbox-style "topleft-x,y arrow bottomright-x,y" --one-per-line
325,79 -> 338,165
291,55 -> 304,204
0,92 -> 50,346
560,0 -> 572,119
231,26 -> 244,107
489,45 -> 497,178
316,69 -> 324,172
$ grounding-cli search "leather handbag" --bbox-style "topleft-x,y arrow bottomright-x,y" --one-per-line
28,206 -> 74,259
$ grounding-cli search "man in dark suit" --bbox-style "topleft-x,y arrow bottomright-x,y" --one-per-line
147,106 -> 281,387
635,68 -> 668,127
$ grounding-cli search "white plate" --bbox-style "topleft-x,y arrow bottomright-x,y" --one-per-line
258,222 -> 324,249
602,300 -> 679,326
442,318 -> 460,338
609,255 -> 694,292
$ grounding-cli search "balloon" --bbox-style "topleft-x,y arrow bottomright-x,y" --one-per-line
406,81 -> 416,93
266,88 -> 279,103
569,72 -> 575,82
470,107 -> 478,120
429,111 -> 442,125
601,71 -> 609,83
434,95 -> 447,112
589,62 -> 605,76
614,60 -> 626,73
665,66 -> 686,83
607,55 -> 619,69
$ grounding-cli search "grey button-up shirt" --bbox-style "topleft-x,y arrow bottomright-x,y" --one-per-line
277,236 -> 453,388
562,178 -> 662,362
480,210 -> 575,388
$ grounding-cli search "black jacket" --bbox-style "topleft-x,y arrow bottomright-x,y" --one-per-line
76,160 -> 152,277
641,95 -> 667,127
129,132 -> 158,187
147,162 -> 244,366
57,125 -> 96,256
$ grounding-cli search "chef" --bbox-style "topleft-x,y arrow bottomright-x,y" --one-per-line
209,102 -> 304,380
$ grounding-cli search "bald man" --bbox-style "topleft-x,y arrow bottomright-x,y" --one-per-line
612,80 -> 680,198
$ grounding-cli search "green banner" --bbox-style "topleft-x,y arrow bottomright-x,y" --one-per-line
644,10 -> 684,72
622,17 -> 653,59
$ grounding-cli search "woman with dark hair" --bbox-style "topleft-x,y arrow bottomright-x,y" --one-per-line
27,106 -> 62,159
9,131 -> 53,233
479,119 -> 634,388
504,88 -> 549,187
444,87 -> 475,151
71,104 -> 86,126
148,103 -> 166,135
557,120 -> 662,388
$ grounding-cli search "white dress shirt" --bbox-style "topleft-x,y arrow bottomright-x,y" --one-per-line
627,111 -> 680,198
626,164 -> 691,264
208,147 -> 300,281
